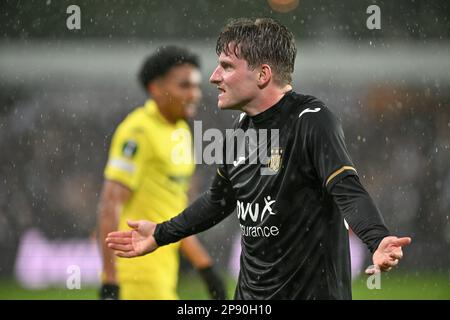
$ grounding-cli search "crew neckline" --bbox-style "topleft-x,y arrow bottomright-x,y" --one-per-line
249,90 -> 292,126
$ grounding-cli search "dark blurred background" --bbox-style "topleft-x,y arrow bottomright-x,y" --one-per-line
0,0 -> 449,297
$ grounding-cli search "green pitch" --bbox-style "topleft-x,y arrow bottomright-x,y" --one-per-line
0,272 -> 449,300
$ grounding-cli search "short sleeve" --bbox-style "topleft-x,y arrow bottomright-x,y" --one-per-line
104,124 -> 150,191
301,106 -> 357,192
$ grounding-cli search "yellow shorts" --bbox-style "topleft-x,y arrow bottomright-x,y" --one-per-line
120,280 -> 179,300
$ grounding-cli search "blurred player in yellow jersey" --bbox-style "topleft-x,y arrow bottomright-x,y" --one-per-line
97,46 -> 226,300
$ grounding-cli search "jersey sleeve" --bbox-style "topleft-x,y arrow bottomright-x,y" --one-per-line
153,116 -> 241,246
301,106 -> 358,192
331,175 -> 390,253
104,124 -> 150,191
153,169 -> 236,246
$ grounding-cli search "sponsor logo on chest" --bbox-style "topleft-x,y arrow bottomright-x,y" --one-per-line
237,196 -> 280,238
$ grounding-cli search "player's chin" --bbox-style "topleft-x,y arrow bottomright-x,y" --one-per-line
216,94 -> 226,109
217,99 -> 233,110
184,105 -> 197,118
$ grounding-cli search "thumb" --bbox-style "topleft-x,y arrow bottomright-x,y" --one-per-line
393,237 -> 412,247
127,220 -> 140,230
365,265 -> 380,275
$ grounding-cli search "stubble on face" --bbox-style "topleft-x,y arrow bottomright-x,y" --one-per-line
210,44 -> 259,111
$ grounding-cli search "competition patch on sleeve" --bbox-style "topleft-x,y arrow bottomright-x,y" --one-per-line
108,158 -> 135,173
122,140 -> 138,158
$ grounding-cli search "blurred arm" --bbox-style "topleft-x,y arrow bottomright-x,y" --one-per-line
97,180 -> 132,284
180,235 -> 227,300
180,235 -> 213,269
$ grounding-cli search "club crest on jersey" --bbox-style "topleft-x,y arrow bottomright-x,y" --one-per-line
122,140 -> 138,158
268,148 -> 282,172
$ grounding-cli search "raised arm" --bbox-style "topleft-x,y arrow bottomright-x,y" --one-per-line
301,105 -> 411,274
154,169 -> 236,245
106,169 -> 236,257
331,175 -> 411,273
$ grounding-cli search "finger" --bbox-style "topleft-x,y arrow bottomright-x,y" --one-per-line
107,231 -> 132,238
108,243 -> 134,251
380,256 -> 399,269
385,259 -> 399,267
380,258 -> 396,268
365,268 -> 375,275
105,237 -> 132,245
365,265 -> 380,275
393,237 -> 412,247
389,251 -> 403,260
127,220 -> 140,229
115,251 -> 137,258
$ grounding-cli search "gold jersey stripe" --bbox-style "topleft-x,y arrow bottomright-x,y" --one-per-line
325,166 -> 357,187
217,168 -> 228,180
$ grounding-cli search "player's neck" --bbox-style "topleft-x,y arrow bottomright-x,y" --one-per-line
154,101 -> 178,124
242,84 -> 292,117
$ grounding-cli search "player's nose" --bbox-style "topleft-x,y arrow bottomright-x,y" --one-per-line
189,86 -> 202,103
209,66 -> 221,84
186,86 -> 202,102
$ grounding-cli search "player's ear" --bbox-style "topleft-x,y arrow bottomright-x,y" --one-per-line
257,64 -> 272,88
148,80 -> 161,97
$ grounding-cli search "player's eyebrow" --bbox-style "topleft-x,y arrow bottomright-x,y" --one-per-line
219,56 -> 234,67
178,76 -> 200,87
219,60 -> 233,68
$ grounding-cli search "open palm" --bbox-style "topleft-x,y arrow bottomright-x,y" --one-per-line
106,220 -> 159,258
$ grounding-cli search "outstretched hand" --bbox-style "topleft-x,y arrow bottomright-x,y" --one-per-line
366,236 -> 412,274
105,220 -> 159,258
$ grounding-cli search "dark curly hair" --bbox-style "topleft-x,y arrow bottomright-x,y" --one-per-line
139,45 -> 200,90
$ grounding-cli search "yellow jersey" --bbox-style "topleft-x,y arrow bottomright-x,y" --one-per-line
104,99 -> 195,299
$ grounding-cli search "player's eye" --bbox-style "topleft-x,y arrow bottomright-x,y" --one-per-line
178,81 -> 191,89
220,62 -> 232,70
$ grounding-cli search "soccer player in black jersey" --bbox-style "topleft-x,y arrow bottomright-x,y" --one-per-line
106,18 -> 411,300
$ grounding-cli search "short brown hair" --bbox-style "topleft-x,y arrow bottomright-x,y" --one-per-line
216,18 -> 297,85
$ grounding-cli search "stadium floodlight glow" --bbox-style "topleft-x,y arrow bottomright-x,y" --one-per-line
267,0 -> 299,13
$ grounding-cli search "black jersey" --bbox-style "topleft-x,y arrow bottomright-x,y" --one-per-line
154,91 -> 390,300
